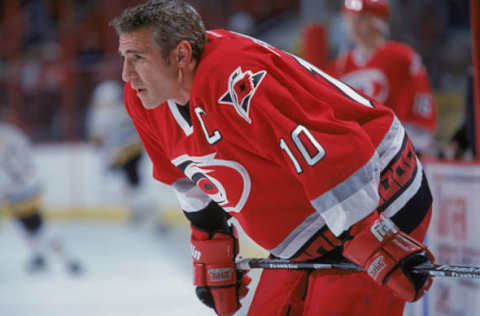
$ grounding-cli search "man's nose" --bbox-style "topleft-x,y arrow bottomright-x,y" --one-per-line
122,59 -> 134,82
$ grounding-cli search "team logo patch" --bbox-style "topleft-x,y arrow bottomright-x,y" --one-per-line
172,153 -> 251,213
219,67 -> 266,123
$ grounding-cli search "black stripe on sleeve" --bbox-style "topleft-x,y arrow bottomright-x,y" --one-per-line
390,172 -> 432,234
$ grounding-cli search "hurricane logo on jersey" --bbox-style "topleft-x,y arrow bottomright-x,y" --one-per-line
219,67 -> 266,123
340,69 -> 389,103
172,153 -> 251,213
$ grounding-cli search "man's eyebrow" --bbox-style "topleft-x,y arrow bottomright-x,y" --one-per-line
119,49 -> 147,56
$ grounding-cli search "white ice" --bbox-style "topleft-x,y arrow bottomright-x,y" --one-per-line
0,220 -> 217,316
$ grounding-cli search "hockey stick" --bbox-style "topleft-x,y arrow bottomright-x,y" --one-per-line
236,257 -> 480,280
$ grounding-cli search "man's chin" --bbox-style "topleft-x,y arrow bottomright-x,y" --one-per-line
140,98 -> 162,109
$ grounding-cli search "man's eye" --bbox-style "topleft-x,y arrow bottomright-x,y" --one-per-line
134,55 -> 143,60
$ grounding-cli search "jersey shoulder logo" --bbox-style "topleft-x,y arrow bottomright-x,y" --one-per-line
218,66 -> 266,123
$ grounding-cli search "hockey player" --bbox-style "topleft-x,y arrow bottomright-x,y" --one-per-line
111,1 -> 435,315
87,79 -> 162,227
328,0 -> 437,157
0,122 -> 82,274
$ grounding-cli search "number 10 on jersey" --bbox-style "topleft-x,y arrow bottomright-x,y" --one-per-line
280,125 -> 325,174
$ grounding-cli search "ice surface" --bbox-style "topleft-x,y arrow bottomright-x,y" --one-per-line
0,220 -> 215,316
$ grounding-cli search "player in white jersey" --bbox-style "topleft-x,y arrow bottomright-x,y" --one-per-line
0,122 -> 83,274
87,80 -> 162,226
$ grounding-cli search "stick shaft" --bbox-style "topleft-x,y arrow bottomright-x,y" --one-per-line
412,263 -> 480,279
236,258 -> 480,280
236,258 -> 361,271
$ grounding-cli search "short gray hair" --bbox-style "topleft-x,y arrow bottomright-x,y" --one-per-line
110,0 -> 207,62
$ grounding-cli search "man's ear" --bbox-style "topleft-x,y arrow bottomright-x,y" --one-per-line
173,40 -> 193,68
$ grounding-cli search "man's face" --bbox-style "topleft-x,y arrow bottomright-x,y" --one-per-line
119,27 -> 178,109
344,14 -> 375,45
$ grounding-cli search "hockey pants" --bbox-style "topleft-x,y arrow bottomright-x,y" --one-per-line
246,208 -> 432,316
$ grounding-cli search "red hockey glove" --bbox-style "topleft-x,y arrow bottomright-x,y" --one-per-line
191,225 -> 251,316
343,214 -> 434,302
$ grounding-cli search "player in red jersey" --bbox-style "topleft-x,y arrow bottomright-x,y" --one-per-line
328,0 -> 437,157
111,1 -> 434,315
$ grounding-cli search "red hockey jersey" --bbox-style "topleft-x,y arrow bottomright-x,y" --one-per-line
125,30 -> 427,259
328,42 -> 437,152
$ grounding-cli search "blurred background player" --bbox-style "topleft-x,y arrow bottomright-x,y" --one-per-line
327,0 -> 438,157
86,77 -> 166,231
0,121 -> 83,274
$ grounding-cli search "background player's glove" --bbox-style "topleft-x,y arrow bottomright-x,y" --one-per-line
343,213 -> 434,302
191,225 -> 251,316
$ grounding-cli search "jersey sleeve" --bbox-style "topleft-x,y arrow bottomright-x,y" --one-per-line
196,48 -> 387,236
123,83 -> 184,185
